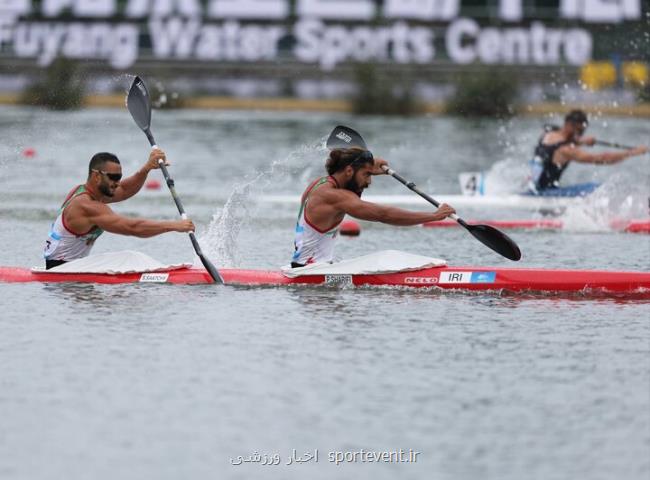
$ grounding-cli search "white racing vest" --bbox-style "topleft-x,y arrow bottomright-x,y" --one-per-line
43,185 -> 104,261
292,177 -> 341,266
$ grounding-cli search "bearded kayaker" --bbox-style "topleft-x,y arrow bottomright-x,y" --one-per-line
528,109 -> 648,196
43,150 -> 195,269
291,148 -> 456,267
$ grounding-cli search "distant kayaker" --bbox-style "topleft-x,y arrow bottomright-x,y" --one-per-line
291,148 -> 456,267
43,149 -> 195,269
528,109 -> 648,195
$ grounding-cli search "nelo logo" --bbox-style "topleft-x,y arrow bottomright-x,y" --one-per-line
335,132 -> 352,144
404,277 -> 438,284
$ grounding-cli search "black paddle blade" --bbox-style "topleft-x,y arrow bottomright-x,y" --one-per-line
466,224 -> 522,261
126,76 -> 155,144
326,125 -> 368,150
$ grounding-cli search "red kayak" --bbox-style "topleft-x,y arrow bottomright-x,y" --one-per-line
1,265 -> 649,295
423,219 -> 650,233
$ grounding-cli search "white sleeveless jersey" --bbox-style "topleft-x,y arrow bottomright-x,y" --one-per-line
292,177 -> 341,266
43,185 -> 104,261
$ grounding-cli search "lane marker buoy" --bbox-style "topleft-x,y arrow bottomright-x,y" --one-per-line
145,179 -> 161,190
340,219 -> 361,236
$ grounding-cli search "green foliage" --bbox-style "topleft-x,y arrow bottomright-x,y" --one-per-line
445,70 -> 519,117
351,63 -> 422,116
636,83 -> 650,103
20,57 -> 85,110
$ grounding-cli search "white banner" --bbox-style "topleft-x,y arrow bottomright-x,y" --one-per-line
0,0 -> 643,69
1,0 -> 644,22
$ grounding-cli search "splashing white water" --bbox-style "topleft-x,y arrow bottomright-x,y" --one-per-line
461,121 -> 534,195
197,140 -> 327,267
199,177 -> 260,267
481,159 -> 530,194
557,172 -> 650,232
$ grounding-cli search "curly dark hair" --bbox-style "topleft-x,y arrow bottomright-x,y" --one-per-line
326,148 -> 374,175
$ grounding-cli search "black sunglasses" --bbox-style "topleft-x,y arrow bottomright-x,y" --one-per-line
350,149 -> 374,167
93,169 -> 122,182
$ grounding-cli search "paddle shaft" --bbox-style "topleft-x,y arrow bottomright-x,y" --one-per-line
382,166 -> 465,226
595,140 -> 635,149
543,124 -> 635,150
156,156 -> 188,218
148,137 -> 224,284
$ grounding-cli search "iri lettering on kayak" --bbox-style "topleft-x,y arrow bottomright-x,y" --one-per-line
439,272 -> 497,284
439,272 -> 470,283
139,273 -> 170,283
324,275 -> 352,286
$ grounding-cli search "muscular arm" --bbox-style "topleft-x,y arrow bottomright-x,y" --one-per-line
84,203 -> 191,238
108,148 -> 168,203
331,191 -> 452,226
559,145 -> 645,165
109,167 -> 150,203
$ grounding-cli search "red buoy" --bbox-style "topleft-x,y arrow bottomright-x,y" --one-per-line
340,219 -> 361,236
22,147 -> 36,158
625,220 -> 650,234
145,179 -> 161,190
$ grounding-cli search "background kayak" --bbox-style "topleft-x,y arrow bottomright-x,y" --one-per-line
423,218 -> 650,233
459,171 -> 602,197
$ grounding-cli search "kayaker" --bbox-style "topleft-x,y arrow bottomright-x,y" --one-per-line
528,109 -> 648,196
291,148 -> 456,267
43,150 -> 195,269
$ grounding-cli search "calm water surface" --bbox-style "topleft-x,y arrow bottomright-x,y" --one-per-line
0,107 -> 649,480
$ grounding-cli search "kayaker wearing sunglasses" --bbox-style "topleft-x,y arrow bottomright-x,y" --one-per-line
43,149 -> 195,269
291,147 -> 455,267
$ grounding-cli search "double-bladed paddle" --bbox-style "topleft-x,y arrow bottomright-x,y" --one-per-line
545,125 -> 636,150
326,125 -> 522,261
126,76 -> 224,284
594,140 -> 635,150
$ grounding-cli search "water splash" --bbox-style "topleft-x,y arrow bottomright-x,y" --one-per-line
197,177 -> 260,267
481,160 -> 530,194
483,119 -> 531,194
558,172 -> 650,232
108,73 -> 137,103
198,140 -> 327,267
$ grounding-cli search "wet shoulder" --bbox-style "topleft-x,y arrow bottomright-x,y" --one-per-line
68,193 -> 106,216
541,131 -> 566,146
310,181 -> 337,198
319,184 -> 358,201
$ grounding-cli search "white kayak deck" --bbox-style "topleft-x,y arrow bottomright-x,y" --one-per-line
35,251 -> 193,274
282,250 -> 446,278
34,250 -> 447,277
